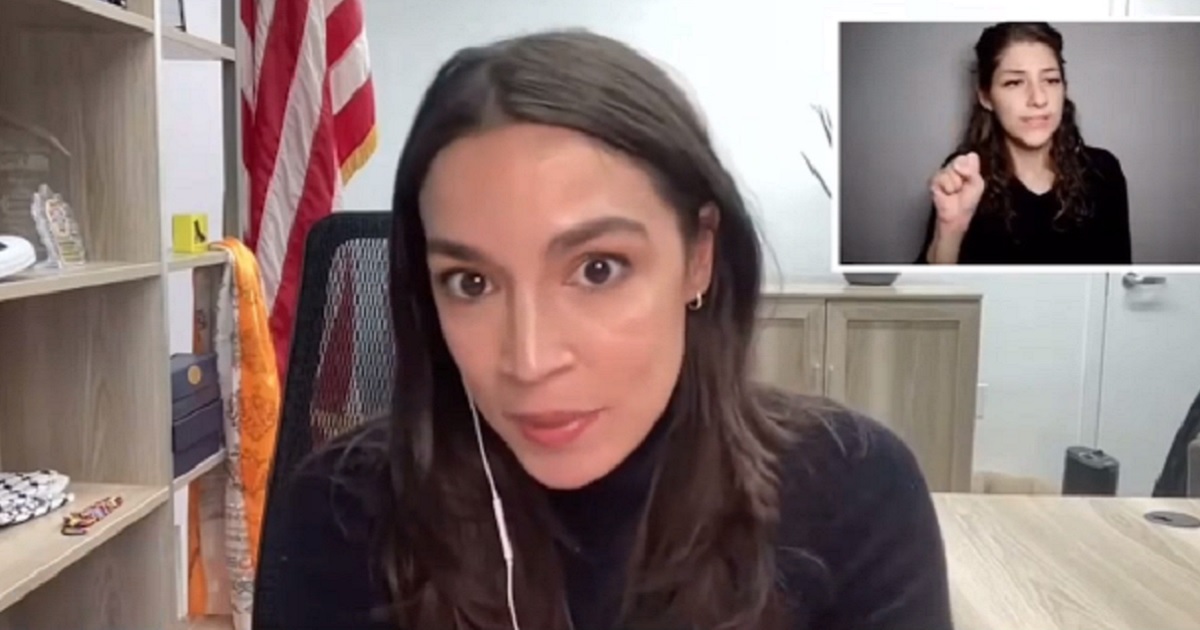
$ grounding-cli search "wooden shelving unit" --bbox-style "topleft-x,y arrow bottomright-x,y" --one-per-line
172,449 -> 227,492
163,29 -> 236,62
3,0 -> 156,32
0,0 -> 237,627
158,1 -> 240,626
0,484 -> 170,613
168,251 -> 229,273
0,262 -> 162,303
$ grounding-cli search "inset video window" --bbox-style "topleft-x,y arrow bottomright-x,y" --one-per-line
836,20 -> 1200,267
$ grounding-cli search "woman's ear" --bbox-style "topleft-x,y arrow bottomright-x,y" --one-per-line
977,89 -> 993,112
687,204 -> 719,299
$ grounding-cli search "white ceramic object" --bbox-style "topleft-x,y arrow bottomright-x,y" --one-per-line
0,235 -> 37,280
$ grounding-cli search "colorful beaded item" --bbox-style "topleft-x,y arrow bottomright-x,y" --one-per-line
61,496 -> 123,536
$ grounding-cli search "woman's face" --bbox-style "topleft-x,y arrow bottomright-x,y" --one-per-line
420,123 -> 714,490
980,41 -> 1065,152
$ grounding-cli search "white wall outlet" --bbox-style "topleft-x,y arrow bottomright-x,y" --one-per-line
976,383 -> 988,421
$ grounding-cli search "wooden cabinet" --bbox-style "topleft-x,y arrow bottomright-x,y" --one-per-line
753,298 -> 826,395
753,285 -> 982,492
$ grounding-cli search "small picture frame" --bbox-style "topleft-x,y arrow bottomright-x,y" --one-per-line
162,0 -> 187,32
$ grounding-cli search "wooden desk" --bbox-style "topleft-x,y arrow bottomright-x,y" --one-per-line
935,494 -> 1200,630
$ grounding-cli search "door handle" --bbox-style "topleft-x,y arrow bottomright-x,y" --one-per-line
1122,273 -> 1167,289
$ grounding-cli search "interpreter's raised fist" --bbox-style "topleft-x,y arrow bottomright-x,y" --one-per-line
929,152 -> 985,232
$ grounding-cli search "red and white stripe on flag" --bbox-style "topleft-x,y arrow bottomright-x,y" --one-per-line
239,0 -> 378,378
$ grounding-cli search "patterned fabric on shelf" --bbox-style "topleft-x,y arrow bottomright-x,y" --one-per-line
0,470 -> 73,527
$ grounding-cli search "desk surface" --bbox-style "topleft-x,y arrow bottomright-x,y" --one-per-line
935,494 -> 1200,630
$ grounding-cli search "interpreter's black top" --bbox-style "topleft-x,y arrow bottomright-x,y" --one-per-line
268,395 -> 953,630
918,146 -> 1132,264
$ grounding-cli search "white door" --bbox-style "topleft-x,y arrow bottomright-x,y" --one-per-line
1094,273 -> 1200,496
1090,0 -> 1200,498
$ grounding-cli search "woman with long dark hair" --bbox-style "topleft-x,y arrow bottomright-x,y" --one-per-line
921,22 -> 1132,264
271,30 -> 951,630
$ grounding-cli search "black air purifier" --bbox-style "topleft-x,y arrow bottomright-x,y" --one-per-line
1062,446 -> 1120,496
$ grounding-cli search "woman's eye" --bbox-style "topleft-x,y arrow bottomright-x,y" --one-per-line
572,256 -> 630,288
441,270 -> 492,299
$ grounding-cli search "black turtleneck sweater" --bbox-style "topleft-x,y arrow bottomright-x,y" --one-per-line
267,396 -> 952,629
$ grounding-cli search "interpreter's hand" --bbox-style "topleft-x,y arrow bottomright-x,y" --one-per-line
929,152 -> 985,233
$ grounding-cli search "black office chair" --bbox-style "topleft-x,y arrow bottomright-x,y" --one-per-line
1153,386 -> 1200,498
252,211 -> 394,629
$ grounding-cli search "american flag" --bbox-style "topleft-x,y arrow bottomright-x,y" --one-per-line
239,0 -> 377,377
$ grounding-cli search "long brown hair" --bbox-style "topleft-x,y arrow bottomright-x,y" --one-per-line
958,22 -> 1092,230
362,29 -> 796,630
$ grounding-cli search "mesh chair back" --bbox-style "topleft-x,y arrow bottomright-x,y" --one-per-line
253,211 -> 393,629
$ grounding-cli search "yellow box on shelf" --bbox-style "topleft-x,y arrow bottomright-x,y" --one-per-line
172,213 -> 210,254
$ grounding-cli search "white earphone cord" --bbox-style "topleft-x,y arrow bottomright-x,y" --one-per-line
467,389 -> 522,630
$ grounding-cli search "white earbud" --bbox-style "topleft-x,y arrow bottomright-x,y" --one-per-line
465,383 -> 521,630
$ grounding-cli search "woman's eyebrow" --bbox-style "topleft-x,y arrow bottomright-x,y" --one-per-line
426,237 -> 493,265
426,215 -> 649,263
545,216 -> 649,255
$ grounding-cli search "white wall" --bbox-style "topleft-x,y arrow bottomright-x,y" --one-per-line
161,59 -> 224,355
345,0 -> 1123,484
161,1 -> 226,355
343,0 -> 837,274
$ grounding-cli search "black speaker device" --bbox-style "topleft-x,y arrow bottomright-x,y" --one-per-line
1062,446 -> 1120,496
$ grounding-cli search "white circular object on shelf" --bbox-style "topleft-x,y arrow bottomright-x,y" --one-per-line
0,235 -> 37,280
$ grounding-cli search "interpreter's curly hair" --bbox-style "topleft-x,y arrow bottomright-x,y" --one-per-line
957,22 -> 1092,232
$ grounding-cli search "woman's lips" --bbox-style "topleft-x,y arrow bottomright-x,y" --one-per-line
506,409 -> 602,449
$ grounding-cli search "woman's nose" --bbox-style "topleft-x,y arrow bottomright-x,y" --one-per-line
1028,84 -> 1049,107
499,290 -> 574,384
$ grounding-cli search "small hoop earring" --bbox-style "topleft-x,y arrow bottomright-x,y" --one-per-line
687,292 -> 704,311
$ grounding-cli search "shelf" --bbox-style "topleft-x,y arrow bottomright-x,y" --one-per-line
0,482 -> 169,613
168,251 -> 228,272
0,262 -> 161,304
173,449 -> 226,491
0,0 -> 155,33
189,615 -> 234,630
163,29 -> 235,62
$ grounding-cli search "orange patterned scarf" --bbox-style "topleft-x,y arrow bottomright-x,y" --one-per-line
187,239 -> 280,630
